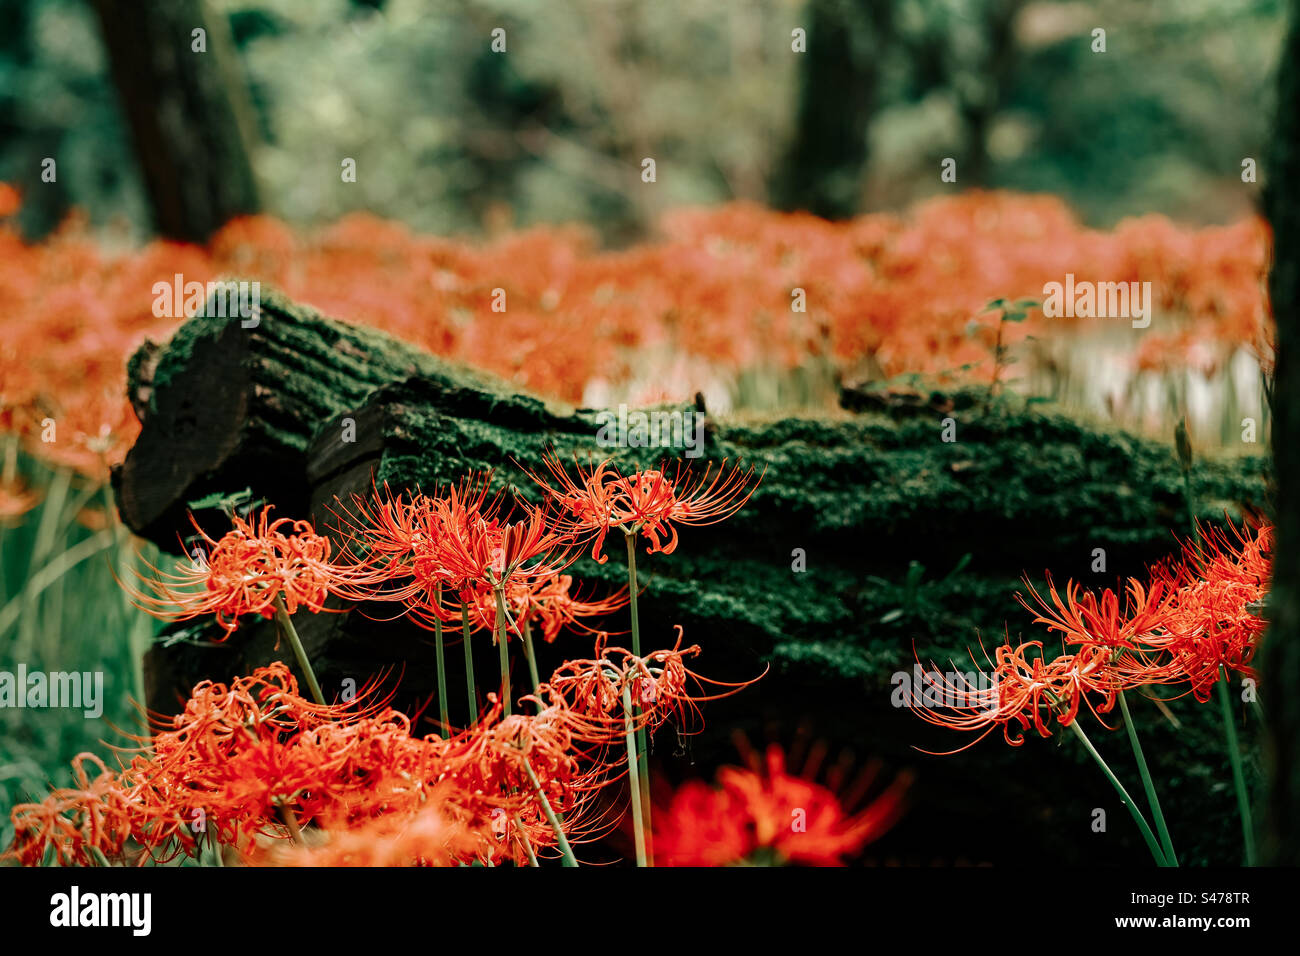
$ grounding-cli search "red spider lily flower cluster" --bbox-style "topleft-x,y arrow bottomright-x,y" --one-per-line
527,451 -> 762,561
913,520 -> 1272,750
7,664 -> 401,866
333,477 -> 589,637
1149,521 -> 1272,701
130,506 -> 381,638
6,646 -> 756,867
449,574 -> 630,643
5,664 -> 617,867
653,743 -> 911,867
548,628 -> 766,743
0,188 -> 1271,484
12,458 -> 777,866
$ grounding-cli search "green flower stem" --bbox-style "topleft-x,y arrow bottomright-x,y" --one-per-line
523,619 -> 542,697
1118,690 -> 1177,866
1217,666 -> 1257,865
623,531 -> 654,865
515,816 -> 540,867
272,593 -> 325,706
625,531 -> 642,658
523,618 -> 548,718
461,601 -> 477,724
493,587 -> 511,716
433,587 -> 450,737
622,682 -> 648,868
1067,719 -> 1168,866
522,755 -> 578,867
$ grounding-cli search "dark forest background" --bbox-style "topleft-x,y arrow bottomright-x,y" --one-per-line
0,0 -> 1283,244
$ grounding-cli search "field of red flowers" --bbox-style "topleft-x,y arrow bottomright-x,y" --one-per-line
0,183 -> 1271,490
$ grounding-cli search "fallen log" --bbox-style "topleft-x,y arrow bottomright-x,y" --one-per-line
116,289 -> 1269,865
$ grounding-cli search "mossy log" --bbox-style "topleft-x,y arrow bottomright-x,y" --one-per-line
117,290 -> 1269,865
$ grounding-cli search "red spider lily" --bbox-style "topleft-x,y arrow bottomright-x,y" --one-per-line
330,473 -> 502,600
448,694 -> 580,800
129,664 -> 415,858
512,573 -> 629,643
911,637 -> 1125,751
130,506 -> 378,638
7,664 -> 393,865
1019,575 -> 1171,650
653,743 -> 910,867
1149,520 -> 1272,701
438,692 -> 616,860
435,498 -> 575,592
915,520 -> 1274,750
1017,575 -> 1179,689
331,484 -> 448,594
527,451 -> 762,561
526,453 -> 627,561
413,573 -> 628,643
5,754 -> 136,867
546,628 -> 767,744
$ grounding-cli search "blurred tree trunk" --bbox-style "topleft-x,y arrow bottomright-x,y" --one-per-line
1264,0 -> 1300,866
955,0 -> 1022,187
89,0 -> 261,241
772,0 -> 892,220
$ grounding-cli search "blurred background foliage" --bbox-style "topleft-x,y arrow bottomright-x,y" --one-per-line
0,0 -> 1284,244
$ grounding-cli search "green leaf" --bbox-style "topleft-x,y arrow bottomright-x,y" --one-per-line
185,487 -> 265,518
943,553 -> 972,581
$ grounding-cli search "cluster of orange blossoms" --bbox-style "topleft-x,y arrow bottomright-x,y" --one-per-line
0,184 -> 1270,493
7,456 -> 904,866
914,520 -> 1271,750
